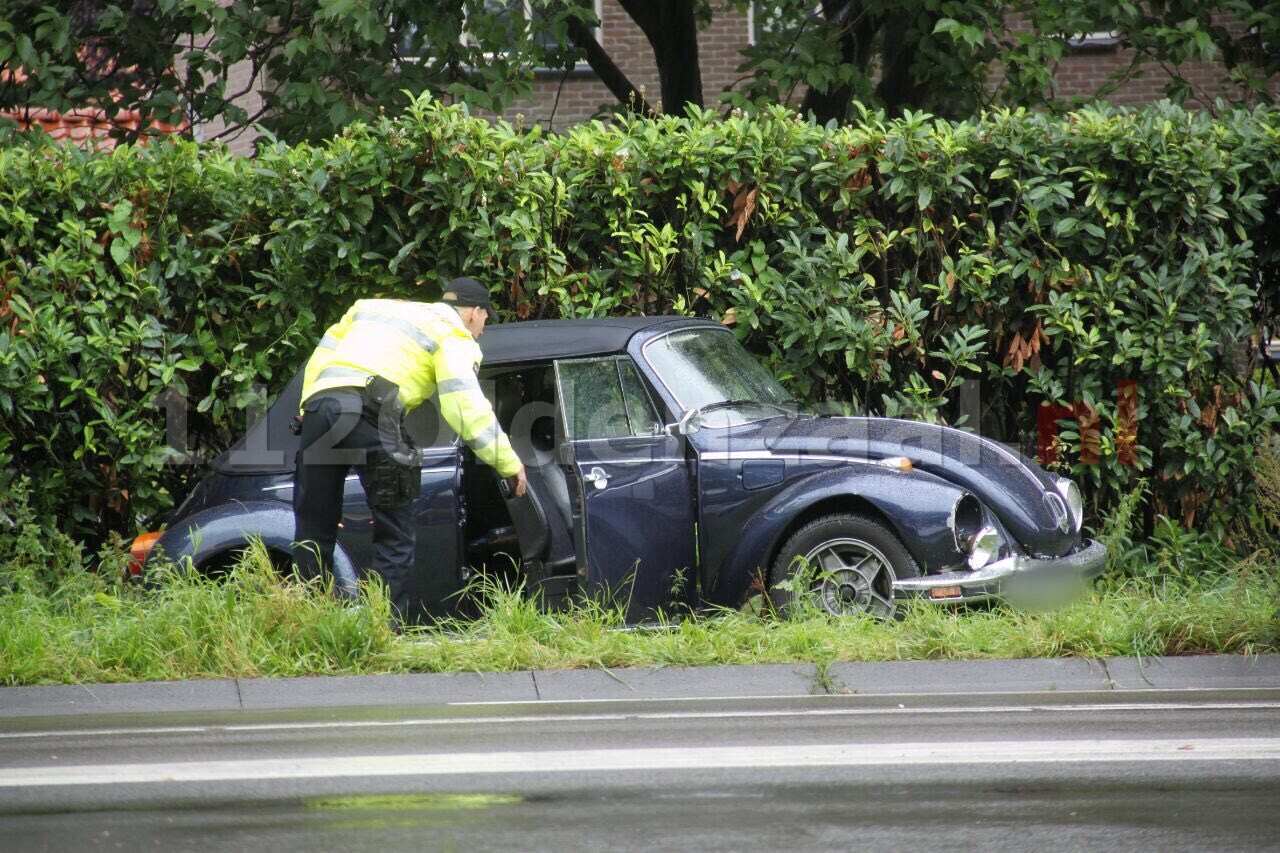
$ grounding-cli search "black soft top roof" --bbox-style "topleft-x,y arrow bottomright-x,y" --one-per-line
478,315 -> 717,364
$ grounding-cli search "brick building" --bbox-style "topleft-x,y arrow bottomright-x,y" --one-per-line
0,101 -> 185,150
492,2 -> 755,133
8,2 -> 1272,157
480,3 -> 1274,139
1010,14 -> 1275,110
199,51 -> 265,155
0,67 -> 186,150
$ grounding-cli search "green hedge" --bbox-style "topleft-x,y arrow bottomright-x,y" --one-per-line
2,96 -> 1278,553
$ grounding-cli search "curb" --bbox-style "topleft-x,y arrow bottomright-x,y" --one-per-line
2,655 -> 1277,719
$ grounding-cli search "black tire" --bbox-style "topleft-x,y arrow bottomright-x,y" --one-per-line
770,513 -> 919,620
160,544 -> 360,602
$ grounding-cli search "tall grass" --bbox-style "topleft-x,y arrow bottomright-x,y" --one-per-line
382,565 -> 1278,674
3,471 -> 1276,686
2,549 -> 1275,686
0,543 -> 400,685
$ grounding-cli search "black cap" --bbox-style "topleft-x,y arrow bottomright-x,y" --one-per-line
441,276 -> 493,311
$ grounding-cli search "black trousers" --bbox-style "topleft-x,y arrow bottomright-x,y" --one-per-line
291,390 -> 414,620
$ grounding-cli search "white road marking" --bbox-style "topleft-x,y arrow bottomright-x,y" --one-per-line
3,701 -> 1278,741
4,739 -> 1278,787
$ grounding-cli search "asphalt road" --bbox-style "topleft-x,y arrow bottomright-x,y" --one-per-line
2,655 -> 1278,852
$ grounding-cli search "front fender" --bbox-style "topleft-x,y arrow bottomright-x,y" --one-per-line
145,499 -> 360,599
711,466 -> 971,608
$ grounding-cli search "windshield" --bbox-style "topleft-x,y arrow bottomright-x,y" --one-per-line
642,328 -> 793,422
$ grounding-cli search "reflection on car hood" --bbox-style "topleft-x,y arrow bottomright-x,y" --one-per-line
761,416 -> 1076,556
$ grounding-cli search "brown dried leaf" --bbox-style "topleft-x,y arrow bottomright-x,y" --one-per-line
1199,403 -> 1218,431
845,168 -> 871,192
1003,331 -> 1025,370
725,182 -> 758,243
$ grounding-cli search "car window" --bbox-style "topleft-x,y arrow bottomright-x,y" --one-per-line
479,364 -> 560,463
557,357 -> 660,441
619,360 -> 662,436
642,327 -> 792,412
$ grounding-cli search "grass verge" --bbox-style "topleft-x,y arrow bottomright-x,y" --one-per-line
1,545 -> 1276,686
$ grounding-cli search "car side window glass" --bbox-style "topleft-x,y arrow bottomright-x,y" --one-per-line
618,361 -> 661,436
557,357 -> 659,441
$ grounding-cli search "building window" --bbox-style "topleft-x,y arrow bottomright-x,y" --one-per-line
1065,31 -> 1122,51
466,1 -> 603,58
396,2 -> 601,66
748,3 -> 823,48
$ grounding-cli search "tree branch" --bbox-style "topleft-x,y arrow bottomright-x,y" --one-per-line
617,0 -> 702,113
566,16 -> 654,116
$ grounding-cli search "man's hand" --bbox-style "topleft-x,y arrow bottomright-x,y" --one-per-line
507,465 -> 528,498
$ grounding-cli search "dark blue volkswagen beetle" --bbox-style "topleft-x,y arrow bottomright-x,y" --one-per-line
133,317 -> 1107,622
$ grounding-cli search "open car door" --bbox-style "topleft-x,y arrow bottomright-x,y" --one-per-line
554,356 -> 697,620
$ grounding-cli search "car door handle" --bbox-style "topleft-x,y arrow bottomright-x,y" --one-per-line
583,466 -> 609,490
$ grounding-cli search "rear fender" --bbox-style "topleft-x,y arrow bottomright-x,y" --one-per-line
145,500 -> 360,599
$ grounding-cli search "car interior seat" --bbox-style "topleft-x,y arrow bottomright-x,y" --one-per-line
492,369 -> 576,578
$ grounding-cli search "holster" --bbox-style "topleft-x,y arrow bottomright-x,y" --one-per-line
365,448 -> 420,510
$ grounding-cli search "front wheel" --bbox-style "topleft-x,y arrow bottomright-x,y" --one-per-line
770,513 -> 919,620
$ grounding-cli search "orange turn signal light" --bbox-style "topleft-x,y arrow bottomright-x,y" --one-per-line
127,531 -> 162,576
876,456 -> 914,472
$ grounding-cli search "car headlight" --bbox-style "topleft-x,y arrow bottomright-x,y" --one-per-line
950,494 -> 1001,570
967,525 -> 1000,569
1054,477 -> 1084,534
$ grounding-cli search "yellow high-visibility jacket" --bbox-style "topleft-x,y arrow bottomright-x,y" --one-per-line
299,299 -> 521,477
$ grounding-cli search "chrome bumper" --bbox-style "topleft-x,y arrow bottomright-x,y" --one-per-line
894,539 -> 1108,603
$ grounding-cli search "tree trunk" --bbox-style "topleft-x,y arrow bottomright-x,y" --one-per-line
875,11 -> 934,117
567,17 -> 655,116
618,0 -> 703,114
799,1 -> 879,125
